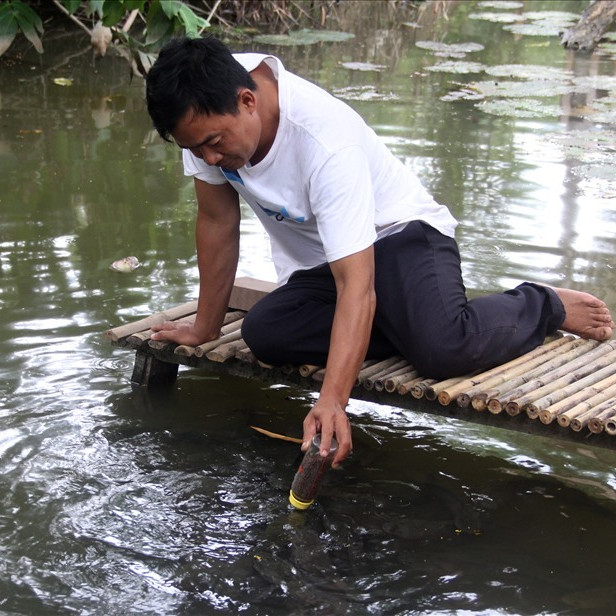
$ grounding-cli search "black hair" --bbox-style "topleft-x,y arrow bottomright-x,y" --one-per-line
145,36 -> 257,142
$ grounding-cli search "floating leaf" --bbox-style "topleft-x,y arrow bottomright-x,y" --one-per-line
478,98 -> 561,118
332,85 -> 399,102
416,40 -> 484,56
340,61 -> 387,72
469,12 -> 524,23
253,29 -> 354,46
477,1 -> 523,8
484,64 -> 571,81
466,78 -> 572,98
53,77 -> 74,86
426,61 -> 485,74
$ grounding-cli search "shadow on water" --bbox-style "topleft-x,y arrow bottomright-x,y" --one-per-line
2,0 -> 616,614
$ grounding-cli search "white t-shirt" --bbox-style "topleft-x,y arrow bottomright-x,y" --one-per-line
183,53 -> 458,284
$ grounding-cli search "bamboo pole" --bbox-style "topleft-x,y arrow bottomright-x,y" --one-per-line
364,358 -> 409,391
482,339 -> 599,414
558,381 -> 616,428
588,401 -> 616,434
522,351 -> 616,419
397,375 -> 426,395
235,346 -> 256,363
299,364 -> 322,378
429,374 -> 474,403
470,393 -> 488,411
373,363 -> 415,392
172,317 -> 244,357
384,368 -> 419,393
603,412 -> 616,435
206,338 -> 248,362
569,399 -> 616,432
539,374 -> 616,424
411,379 -> 437,399
437,335 -> 576,406
498,344 -> 616,416
355,357 -> 403,387
193,328 -> 244,357
105,300 -> 199,341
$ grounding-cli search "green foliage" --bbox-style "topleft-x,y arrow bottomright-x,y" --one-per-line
0,0 -> 44,55
0,0 -> 209,59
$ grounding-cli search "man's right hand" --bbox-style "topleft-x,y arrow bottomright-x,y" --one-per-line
150,321 -> 216,347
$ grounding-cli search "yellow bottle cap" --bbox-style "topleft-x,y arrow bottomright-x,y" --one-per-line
289,489 -> 314,510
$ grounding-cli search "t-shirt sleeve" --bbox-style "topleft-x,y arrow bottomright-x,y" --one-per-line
309,145 -> 377,263
182,149 -> 228,185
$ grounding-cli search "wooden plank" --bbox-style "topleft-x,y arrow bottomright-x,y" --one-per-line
229,277 -> 278,311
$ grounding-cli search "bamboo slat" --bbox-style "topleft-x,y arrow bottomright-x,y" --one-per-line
539,374 -> 616,424
355,357 -> 404,386
522,351 -> 616,419
557,381 -> 616,428
104,300 -> 199,342
396,375 -> 426,395
587,401 -> 616,434
437,336 -> 575,406
484,339 -> 599,414
501,343 -> 616,416
383,367 -> 419,393
364,359 -> 409,391
411,379 -> 437,399
299,364 -> 322,378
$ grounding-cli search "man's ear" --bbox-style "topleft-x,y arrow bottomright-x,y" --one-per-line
237,88 -> 257,112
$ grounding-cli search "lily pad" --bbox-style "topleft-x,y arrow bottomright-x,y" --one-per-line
522,11 -> 579,23
477,98 -> 562,118
484,64 -> 571,81
476,1 -> 523,8
426,61 -> 485,74
252,29 -> 354,46
503,22 -> 565,37
466,78 -> 572,98
332,85 -> 399,102
440,88 -> 485,102
340,61 -> 387,72
415,41 -> 484,57
469,12 -> 524,24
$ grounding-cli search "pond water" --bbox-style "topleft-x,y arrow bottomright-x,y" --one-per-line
1,0 -> 616,613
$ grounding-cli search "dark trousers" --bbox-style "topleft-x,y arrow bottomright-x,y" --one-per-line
241,221 -> 566,379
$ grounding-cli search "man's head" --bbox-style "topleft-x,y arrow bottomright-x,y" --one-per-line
146,36 -> 257,142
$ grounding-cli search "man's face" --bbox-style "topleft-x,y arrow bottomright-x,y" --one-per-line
171,92 -> 261,170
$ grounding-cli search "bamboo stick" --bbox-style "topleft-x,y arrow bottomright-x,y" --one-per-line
373,363 -> 415,392
397,375 -> 426,395
470,393 -> 488,411
206,338 -> 248,362
522,351 -> 616,419
312,368 -> 326,382
299,364 -> 322,378
235,346 -> 256,363
104,300 -> 199,341
193,328 -> 244,357
364,359 -> 409,391
384,368 -> 419,393
437,336 -> 576,405
430,374 -> 473,403
558,382 -> 616,428
539,374 -> 616,424
411,379 -> 437,399
603,412 -> 616,435
498,344 -> 616,416
588,401 -> 616,434
355,357 -> 403,386
482,338 -> 599,414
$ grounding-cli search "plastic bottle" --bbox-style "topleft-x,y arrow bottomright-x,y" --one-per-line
289,434 -> 338,510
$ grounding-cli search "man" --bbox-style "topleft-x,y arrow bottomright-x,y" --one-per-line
145,36 -> 613,466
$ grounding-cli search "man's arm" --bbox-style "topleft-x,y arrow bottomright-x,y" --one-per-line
301,245 -> 376,466
151,178 -> 240,345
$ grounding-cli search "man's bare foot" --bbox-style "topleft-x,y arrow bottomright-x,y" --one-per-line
552,287 -> 614,341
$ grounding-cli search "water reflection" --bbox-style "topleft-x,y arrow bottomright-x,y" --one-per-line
1,0 -> 616,614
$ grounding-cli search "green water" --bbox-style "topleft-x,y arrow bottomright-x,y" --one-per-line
1,1 -> 616,613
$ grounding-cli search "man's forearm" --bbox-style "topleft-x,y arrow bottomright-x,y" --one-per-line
192,214 -> 240,341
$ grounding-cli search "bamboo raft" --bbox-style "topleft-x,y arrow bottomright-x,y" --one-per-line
105,277 -> 616,449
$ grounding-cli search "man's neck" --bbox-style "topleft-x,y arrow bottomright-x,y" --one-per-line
249,62 -> 280,165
